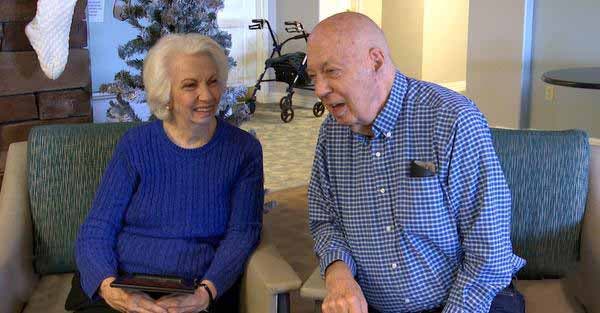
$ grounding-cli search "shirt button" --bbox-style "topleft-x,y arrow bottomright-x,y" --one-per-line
391,263 -> 398,269
385,132 -> 392,138
404,298 -> 410,304
386,225 -> 393,232
375,152 -> 381,157
379,188 -> 385,194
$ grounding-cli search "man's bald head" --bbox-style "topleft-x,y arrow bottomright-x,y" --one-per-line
309,12 -> 391,64
306,12 -> 397,135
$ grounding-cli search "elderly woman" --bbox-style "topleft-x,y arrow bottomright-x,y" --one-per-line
68,34 -> 263,313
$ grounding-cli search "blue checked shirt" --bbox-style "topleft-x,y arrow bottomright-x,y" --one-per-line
308,72 -> 525,313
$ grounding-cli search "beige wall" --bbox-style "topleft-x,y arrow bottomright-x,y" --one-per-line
277,0 -> 319,54
529,0 -> 600,138
465,0 -> 533,128
421,0 -> 469,84
319,0 -> 352,21
382,0 -> 425,79
318,0 -> 382,27
356,0 -> 382,27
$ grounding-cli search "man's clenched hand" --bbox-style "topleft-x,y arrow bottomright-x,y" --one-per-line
322,261 -> 368,313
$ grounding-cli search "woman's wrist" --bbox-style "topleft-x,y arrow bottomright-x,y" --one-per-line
197,280 -> 216,311
199,280 -> 217,299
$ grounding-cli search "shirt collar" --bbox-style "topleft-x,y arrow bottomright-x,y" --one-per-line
371,71 -> 408,138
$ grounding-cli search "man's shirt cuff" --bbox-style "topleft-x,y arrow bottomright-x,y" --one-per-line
319,250 -> 357,278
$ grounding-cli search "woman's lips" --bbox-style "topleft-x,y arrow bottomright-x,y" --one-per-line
193,105 -> 214,112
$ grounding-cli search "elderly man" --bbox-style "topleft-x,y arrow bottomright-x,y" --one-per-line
306,12 -> 526,313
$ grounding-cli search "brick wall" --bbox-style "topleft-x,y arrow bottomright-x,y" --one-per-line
0,0 -> 91,185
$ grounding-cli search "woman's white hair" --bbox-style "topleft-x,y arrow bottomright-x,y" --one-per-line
143,33 -> 229,120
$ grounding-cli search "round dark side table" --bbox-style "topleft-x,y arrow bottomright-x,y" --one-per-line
542,67 -> 600,89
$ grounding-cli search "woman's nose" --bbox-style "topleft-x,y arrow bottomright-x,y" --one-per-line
196,83 -> 215,102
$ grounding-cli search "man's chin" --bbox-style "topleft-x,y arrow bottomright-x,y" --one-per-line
333,115 -> 358,127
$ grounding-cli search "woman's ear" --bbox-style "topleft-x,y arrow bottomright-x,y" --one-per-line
368,47 -> 385,72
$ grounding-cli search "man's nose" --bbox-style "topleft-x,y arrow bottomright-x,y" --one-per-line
314,77 -> 331,100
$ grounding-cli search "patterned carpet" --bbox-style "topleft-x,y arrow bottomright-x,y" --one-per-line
265,185 -> 318,313
240,102 -> 326,191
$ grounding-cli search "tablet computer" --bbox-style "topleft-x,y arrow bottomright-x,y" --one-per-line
110,274 -> 197,294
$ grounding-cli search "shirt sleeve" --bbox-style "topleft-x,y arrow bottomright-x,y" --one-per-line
75,135 -> 138,299
202,139 -> 264,296
308,123 -> 358,277
441,109 -> 517,313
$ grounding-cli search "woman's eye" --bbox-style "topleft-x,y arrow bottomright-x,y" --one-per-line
209,79 -> 218,85
183,83 -> 196,89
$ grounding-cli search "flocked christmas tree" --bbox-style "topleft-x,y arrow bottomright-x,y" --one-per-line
101,0 -> 249,126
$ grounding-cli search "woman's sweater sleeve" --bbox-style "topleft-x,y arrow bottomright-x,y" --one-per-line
75,135 -> 138,299
202,139 -> 264,296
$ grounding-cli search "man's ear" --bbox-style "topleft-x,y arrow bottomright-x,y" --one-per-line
368,47 -> 385,71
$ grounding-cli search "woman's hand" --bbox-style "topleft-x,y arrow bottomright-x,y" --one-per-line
99,277 -> 167,313
155,287 -> 210,313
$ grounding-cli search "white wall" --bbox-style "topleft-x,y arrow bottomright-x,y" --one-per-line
88,0 -> 139,92
529,0 -> 600,138
465,0 -> 534,128
421,0 -> 469,84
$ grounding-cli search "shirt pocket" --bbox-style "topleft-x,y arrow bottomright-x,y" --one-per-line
395,176 -> 452,236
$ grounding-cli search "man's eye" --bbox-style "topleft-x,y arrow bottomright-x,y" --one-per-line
326,69 -> 340,76
208,79 -> 218,85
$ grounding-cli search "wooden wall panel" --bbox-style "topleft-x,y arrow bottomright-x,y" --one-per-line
38,88 -> 91,120
0,49 -> 90,96
0,116 -> 91,151
0,94 -> 37,123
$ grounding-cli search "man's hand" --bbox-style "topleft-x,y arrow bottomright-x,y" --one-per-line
322,261 -> 368,313
99,277 -> 167,313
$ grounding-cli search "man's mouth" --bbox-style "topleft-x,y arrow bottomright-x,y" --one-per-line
330,102 -> 345,108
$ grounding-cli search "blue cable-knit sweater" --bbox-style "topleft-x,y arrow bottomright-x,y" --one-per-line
75,118 -> 264,299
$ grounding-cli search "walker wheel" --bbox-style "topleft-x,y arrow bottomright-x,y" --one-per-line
247,100 -> 256,114
313,101 -> 325,117
279,96 -> 292,110
281,107 -> 294,123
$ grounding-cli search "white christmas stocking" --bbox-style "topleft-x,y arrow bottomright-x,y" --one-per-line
25,0 -> 78,80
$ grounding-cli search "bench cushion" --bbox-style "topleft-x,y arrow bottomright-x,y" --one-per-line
28,123 -> 139,274
491,129 -> 589,279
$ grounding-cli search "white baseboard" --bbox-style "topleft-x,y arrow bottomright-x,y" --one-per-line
92,92 -> 115,123
439,81 -> 467,93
